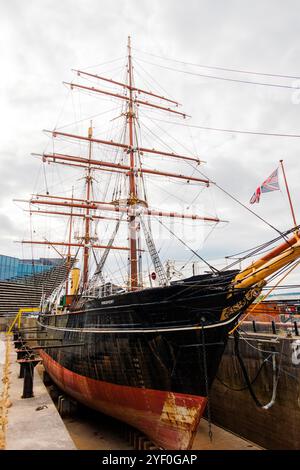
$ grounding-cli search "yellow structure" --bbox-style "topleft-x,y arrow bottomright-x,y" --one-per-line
6,307 -> 40,334
70,268 -> 80,295
234,238 -> 300,289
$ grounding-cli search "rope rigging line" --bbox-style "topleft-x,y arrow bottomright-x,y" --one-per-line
155,217 -> 219,274
178,223 -> 219,273
144,116 -> 300,139
216,353 -> 272,392
132,58 -> 179,105
138,113 -> 220,225
139,118 -> 182,158
134,57 -> 300,90
200,322 -> 213,442
138,117 -> 204,185
79,56 -> 127,71
232,331 -> 279,409
55,105 -> 121,131
139,113 -> 289,244
225,237 -> 289,259
261,283 -> 300,290
223,225 -> 300,271
264,259 -> 299,284
141,113 -> 202,156
133,47 -> 300,81
229,258 -> 300,335
185,162 -> 288,242
33,46 -> 300,294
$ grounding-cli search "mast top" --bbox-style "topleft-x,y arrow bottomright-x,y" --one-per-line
24,38 -> 221,293
88,120 -> 93,139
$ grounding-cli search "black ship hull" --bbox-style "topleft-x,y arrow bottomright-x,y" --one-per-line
37,270 -> 262,449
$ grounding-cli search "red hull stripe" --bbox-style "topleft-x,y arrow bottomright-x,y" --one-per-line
41,351 -> 207,450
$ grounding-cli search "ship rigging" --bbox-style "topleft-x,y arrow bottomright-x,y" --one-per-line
14,38 -> 300,450
18,36 -> 223,294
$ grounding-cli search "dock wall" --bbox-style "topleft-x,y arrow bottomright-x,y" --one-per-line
210,331 -> 300,449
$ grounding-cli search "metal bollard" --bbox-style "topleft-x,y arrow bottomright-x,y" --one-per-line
16,349 -> 27,361
271,320 -> 276,335
294,321 -> 299,336
19,359 -> 40,398
13,331 -> 21,342
252,320 -> 257,333
14,340 -> 24,350
16,349 -> 29,378
19,363 -> 26,379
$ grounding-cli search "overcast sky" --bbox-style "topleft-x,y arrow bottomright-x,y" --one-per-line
1,0 -> 300,283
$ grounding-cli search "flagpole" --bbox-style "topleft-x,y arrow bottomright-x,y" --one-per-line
280,159 -> 297,227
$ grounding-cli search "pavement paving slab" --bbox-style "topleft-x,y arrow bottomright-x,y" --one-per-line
2,334 -> 76,450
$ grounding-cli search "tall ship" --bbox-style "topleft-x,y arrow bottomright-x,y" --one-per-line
17,38 -> 300,449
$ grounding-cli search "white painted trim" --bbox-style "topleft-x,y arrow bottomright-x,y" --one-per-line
36,312 -> 240,335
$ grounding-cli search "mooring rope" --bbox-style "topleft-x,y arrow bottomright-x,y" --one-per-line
233,331 -> 280,409
0,335 -> 11,449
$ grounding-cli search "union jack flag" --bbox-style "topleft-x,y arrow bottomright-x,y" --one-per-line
261,168 -> 280,193
249,187 -> 261,204
250,168 -> 280,204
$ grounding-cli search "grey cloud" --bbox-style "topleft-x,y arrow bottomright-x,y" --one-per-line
1,0 -> 299,270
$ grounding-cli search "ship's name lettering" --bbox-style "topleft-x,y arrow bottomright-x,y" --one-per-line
101,300 -> 114,305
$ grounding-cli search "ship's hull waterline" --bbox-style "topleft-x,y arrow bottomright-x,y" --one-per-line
37,271 -> 262,449
41,350 -> 207,450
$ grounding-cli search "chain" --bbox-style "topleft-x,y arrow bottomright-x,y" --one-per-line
201,321 -> 213,442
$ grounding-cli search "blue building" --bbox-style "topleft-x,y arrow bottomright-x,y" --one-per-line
0,254 -> 62,281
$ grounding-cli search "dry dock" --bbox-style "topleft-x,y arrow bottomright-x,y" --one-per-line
63,409 -> 260,450
1,332 -> 260,450
210,326 -> 300,449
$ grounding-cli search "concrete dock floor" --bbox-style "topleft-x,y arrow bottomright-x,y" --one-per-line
0,334 -> 9,449
193,420 -> 261,450
63,402 -> 261,450
0,333 -> 76,450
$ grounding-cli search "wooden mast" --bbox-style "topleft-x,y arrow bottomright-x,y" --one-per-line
65,188 -> 74,295
18,38 -> 224,293
127,36 -> 138,290
280,159 -> 297,228
83,122 -> 93,289
18,195 -> 222,222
